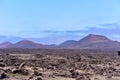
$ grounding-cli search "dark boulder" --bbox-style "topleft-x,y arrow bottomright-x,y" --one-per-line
12,69 -> 29,75
35,77 -> 42,80
0,70 -> 8,79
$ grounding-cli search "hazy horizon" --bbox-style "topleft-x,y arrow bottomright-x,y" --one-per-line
0,0 -> 120,44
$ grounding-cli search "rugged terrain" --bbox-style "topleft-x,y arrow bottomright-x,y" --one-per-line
0,48 -> 119,80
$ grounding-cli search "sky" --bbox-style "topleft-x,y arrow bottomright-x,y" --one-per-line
0,0 -> 120,44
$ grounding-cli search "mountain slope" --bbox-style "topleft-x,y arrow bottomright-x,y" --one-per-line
78,34 -> 111,43
0,34 -> 120,50
58,40 -> 77,48
0,41 -> 13,48
59,34 -> 120,50
11,40 -> 43,48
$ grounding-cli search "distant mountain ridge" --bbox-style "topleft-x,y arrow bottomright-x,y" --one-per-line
0,34 -> 120,50
11,40 -> 43,48
0,40 -> 56,49
79,34 -> 111,43
58,34 -> 120,50
58,40 -> 77,48
0,35 -> 78,44
0,41 -> 13,48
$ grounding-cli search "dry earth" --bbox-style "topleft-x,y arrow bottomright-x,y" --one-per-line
0,49 -> 119,80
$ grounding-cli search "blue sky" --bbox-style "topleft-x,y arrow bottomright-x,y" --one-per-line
0,0 -> 120,43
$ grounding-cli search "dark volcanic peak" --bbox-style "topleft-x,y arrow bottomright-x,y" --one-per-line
58,34 -> 120,50
75,34 -> 120,50
79,34 -> 111,43
58,40 -> 77,48
15,40 -> 36,44
14,40 -> 43,48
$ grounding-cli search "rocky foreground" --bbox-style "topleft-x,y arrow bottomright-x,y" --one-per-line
0,49 -> 119,80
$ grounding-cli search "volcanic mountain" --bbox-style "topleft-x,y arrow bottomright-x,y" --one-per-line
79,34 -> 111,43
58,40 -> 77,48
0,41 -> 13,48
11,40 -> 43,48
0,34 -> 120,50
58,34 -> 120,50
